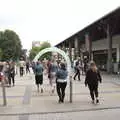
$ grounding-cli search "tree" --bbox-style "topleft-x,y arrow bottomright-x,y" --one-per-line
29,41 -> 51,60
0,48 -> 3,60
0,30 -> 22,61
29,47 -> 40,60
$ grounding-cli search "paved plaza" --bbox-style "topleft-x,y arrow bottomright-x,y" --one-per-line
0,69 -> 120,120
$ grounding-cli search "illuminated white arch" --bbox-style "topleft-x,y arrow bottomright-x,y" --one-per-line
33,47 -> 72,74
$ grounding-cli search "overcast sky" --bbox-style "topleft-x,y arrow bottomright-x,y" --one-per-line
0,0 -> 119,50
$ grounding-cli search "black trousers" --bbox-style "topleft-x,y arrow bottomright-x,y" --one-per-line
56,82 -> 67,102
74,69 -> 80,80
26,67 -> 30,73
84,65 -> 87,75
8,74 -> 15,85
88,84 -> 98,101
20,67 -> 24,76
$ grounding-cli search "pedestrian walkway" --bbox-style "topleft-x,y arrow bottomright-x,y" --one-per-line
0,72 -> 120,120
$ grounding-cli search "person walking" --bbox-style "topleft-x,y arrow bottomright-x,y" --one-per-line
83,58 -> 88,75
34,61 -> 44,93
81,60 -> 84,75
19,58 -> 25,77
4,61 -> 10,86
56,63 -> 68,103
8,62 -> 15,87
85,61 -> 102,104
48,60 -> 58,93
73,59 -> 81,81
0,63 -> 4,83
73,58 -> 77,72
31,62 -> 35,74
26,61 -> 30,74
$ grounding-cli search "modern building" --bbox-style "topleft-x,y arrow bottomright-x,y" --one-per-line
55,7 -> 120,73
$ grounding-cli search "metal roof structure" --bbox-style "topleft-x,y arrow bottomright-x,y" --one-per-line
55,7 -> 120,47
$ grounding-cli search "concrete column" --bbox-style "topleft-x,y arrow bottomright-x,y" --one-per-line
66,41 -> 69,55
64,41 -> 67,53
57,46 -> 60,60
74,38 -> 79,59
69,41 -> 72,62
58,45 -> 63,60
107,24 -> 112,73
91,53 -> 94,61
117,45 -> 120,62
72,48 -> 74,61
85,33 -> 92,61
62,42 -> 66,53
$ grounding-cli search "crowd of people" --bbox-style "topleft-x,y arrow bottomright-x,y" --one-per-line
0,59 -> 31,87
33,59 -> 68,103
33,57 -> 102,104
0,61 -> 16,87
0,57 -> 102,104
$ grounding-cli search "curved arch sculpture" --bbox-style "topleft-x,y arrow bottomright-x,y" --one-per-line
33,47 -> 72,74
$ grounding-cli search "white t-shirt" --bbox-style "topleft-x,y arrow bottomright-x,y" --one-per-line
19,61 -> 25,67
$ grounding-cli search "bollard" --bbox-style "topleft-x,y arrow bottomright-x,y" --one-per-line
69,75 -> 72,103
1,80 -> 7,106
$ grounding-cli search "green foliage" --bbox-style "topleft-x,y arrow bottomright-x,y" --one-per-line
29,47 -> 40,60
0,48 -> 3,60
29,41 -> 51,60
0,30 -> 22,61
39,52 -> 52,61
